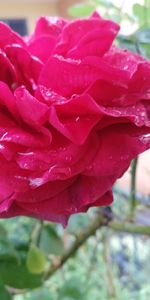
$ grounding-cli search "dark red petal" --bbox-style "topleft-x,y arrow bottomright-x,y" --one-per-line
49,94 -> 102,144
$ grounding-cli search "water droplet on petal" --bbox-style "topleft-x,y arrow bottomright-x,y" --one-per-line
139,133 -> 150,144
74,207 -> 78,213
134,116 -> 141,126
123,65 -> 128,70
15,175 -> 28,181
140,111 -> 145,117
59,147 -> 67,152
65,156 -> 72,162
29,178 -> 44,187
75,116 -> 80,122
11,82 -> 17,90
48,165 -> 57,174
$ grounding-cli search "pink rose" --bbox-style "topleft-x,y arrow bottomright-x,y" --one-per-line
0,13 -> 150,226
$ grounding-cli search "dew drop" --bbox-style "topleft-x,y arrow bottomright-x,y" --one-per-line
15,175 -> 28,181
139,133 -> 150,144
29,178 -> 44,187
74,207 -> 78,213
140,111 -> 145,117
123,65 -> 128,70
134,116 -> 141,125
75,116 -> 80,122
65,156 -> 72,162
11,82 -> 17,90
48,165 -> 57,174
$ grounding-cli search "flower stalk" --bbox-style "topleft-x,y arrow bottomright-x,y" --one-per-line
129,157 -> 138,220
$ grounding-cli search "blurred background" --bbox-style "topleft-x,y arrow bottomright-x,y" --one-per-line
0,1 -> 149,300
0,0 -> 82,33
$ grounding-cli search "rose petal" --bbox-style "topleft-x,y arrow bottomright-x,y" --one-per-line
49,94 -> 102,144
39,55 -> 129,98
0,81 -> 19,117
84,125 -> 150,178
0,112 -> 51,148
0,22 -> 26,50
15,87 -> 49,127
6,45 -> 43,91
30,16 -> 67,40
0,50 -> 16,86
28,35 -> 57,62
0,200 -> 69,226
54,17 -> 119,58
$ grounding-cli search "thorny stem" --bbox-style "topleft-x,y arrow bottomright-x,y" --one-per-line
44,210 -> 150,281
44,210 -> 112,280
109,221 -> 150,235
7,213 -> 150,297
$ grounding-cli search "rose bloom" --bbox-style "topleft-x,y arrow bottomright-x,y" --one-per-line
0,12 -> 150,226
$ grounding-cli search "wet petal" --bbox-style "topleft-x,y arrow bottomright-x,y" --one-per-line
0,81 -> 18,117
0,22 -> 26,49
84,125 -> 150,178
6,45 -> 43,91
0,112 -> 51,148
0,50 -> 16,86
54,17 -> 119,58
15,87 -> 49,127
49,94 -> 102,144
31,16 -> 67,39
39,55 -> 129,98
28,35 -> 57,62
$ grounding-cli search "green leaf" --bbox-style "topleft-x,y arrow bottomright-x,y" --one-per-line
0,261 -> 43,289
39,224 -> 64,256
26,245 -> 47,274
93,0 -> 114,8
0,238 -> 19,263
0,282 -> 12,300
134,27 -> 150,59
140,43 -> 150,59
68,3 -> 96,17
133,4 -> 149,26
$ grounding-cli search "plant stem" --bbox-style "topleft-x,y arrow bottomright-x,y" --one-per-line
102,232 -> 118,299
109,221 -> 150,235
30,220 -> 44,247
44,211 -> 150,281
129,157 -> 138,220
44,211 -> 111,280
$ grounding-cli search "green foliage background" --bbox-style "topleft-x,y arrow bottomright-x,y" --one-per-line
0,1 -> 150,299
